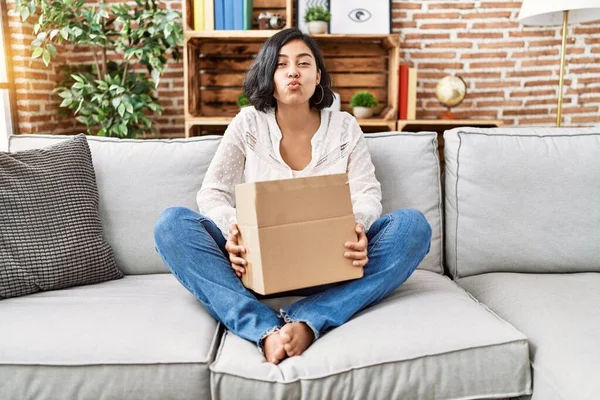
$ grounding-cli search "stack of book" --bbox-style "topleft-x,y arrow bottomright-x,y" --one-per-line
193,0 -> 253,30
398,64 -> 417,120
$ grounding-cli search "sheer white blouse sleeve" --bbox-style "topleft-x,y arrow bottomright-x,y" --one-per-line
346,118 -> 383,232
196,113 -> 246,241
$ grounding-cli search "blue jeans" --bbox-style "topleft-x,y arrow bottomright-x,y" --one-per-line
153,207 -> 431,350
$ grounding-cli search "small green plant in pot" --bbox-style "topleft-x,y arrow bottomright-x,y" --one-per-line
236,92 -> 250,108
304,6 -> 331,34
350,91 -> 378,118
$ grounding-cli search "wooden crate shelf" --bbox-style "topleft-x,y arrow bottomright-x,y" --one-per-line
184,33 -> 400,137
183,0 -> 400,137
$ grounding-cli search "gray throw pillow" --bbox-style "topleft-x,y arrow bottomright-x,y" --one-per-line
0,134 -> 123,299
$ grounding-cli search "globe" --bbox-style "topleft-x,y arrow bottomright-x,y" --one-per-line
435,75 -> 467,109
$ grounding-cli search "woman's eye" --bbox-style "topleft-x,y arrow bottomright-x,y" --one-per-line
299,62 -> 310,66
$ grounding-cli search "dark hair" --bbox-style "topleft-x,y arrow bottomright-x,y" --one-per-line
243,28 -> 335,112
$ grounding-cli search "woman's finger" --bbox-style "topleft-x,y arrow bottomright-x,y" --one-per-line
229,254 -> 247,265
345,241 -> 366,251
344,250 -> 367,260
231,264 -> 245,275
353,257 -> 369,267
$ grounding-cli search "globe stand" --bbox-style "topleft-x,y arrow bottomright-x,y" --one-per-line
438,108 -> 457,120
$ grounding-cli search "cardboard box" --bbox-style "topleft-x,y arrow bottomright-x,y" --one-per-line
235,173 -> 363,295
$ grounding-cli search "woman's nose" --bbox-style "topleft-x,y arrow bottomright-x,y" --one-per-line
287,66 -> 299,78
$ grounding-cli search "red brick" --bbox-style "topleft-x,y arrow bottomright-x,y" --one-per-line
392,2 -> 422,9
462,11 -> 512,19
480,2 -> 522,8
509,30 -> 557,38
518,117 -> 557,125
524,79 -> 572,87
475,81 -> 521,88
428,3 -> 475,9
420,23 -> 467,29
472,21 -> 519,29
470,61 -> 516,69
461,51 -> 508,59
571,115 -> 600,124
479,41 -> 525,49
404,33 -> 451,40
412,12 -> 461,19
417,62 -> 465,70
507,70 -> 554,78
409,52 -> 456,59
457,32 -> 503,39
424,42 -> 473,49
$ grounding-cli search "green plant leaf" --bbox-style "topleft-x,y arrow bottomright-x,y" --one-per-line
60,27 -> 70,40
57,90 -> 72,99
42,49 -> 51,66
117,103 -> 125,117
60,98 -> 73,107
31,47 -> 44,59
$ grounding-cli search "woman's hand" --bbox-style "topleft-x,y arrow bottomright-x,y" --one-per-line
225,223 -> 247,277
344,223 -> 369,268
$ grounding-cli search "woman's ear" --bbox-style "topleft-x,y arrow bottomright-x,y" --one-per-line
317,69 -> 321,85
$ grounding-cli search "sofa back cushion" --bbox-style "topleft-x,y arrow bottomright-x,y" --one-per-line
366,132 -> 443,274
9,135 -> 221,274
10,131 -> 443,275
444,127 -> 600,278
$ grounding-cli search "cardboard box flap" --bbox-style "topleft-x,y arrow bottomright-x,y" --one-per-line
235,173 -> 353,227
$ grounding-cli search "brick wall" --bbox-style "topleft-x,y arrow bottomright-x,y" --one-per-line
395,1 -> 600,126
7,0 -> 600,137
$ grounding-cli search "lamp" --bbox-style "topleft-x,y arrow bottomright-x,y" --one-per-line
518,1 -> 600,127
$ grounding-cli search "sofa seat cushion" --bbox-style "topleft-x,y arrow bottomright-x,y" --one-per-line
457,272 -> 600,400
209,270 -> 532,400
0,274 -> 221,400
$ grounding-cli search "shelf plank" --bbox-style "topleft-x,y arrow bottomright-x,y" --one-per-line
397,119 -> 504,130
185,31 -> 398,42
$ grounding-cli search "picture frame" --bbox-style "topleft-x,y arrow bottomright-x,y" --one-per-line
296,0 -> 331,34
329,0 -> 391,34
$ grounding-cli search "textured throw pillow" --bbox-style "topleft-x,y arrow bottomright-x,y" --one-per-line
0,134 -> 123,299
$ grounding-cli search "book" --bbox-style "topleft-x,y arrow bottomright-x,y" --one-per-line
242,0 -> 253,30
407,67 -> 418,120
223,0 -> 234,30
204,0 -> 214,30
233,0 -> 243,30
193,0 -> 205,31
398,65 -> 409,120
214,0 -> 225,30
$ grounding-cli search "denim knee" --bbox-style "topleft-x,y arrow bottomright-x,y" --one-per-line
154,206 -> 197,248
390,208 -> 432,255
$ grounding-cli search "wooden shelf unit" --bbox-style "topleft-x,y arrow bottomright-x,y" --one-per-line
182,0 -> 400,138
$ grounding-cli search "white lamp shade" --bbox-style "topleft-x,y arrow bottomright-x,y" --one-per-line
519,0 -> 600,26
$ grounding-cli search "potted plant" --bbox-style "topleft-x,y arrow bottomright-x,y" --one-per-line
350,91 -> 378,118
304,6 -> 331,34
15,0 -> 183,138
236,93 -> 251,108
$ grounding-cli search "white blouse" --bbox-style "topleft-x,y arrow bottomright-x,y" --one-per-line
196,106 -> 382,240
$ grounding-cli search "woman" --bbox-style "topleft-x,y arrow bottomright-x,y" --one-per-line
154,28 -> 431,365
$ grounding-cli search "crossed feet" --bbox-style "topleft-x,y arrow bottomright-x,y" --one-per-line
263,322 -> 314,365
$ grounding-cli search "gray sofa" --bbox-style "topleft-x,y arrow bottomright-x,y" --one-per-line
1,126 -> 597,399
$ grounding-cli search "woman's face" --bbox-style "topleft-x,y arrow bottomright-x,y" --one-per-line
272,39 -> 321,107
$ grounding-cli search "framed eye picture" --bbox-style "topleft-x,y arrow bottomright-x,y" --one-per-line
329,0 -> 391,34
296,0 -> 331,34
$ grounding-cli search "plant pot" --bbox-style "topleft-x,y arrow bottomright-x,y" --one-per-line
307,21 -> 328,34
352,106 -> 374,119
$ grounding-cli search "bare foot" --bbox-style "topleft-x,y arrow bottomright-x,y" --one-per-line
263,331 -> 287,365
279,322 -> 315,357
